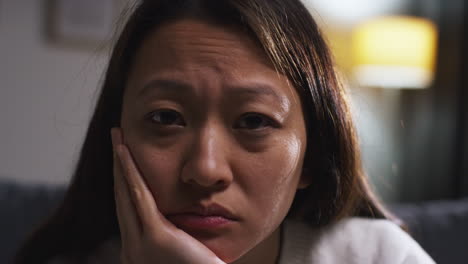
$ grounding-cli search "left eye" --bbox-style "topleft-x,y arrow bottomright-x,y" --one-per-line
235,113 -> 275,130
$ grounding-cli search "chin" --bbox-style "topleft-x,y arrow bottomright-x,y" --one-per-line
199,237 -> 249,263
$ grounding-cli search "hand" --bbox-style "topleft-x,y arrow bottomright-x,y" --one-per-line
111,128 -> 225,264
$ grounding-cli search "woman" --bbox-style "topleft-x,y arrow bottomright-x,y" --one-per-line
16,0 -> 435,263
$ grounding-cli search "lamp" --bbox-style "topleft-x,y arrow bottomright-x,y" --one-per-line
352,16 -> 437,89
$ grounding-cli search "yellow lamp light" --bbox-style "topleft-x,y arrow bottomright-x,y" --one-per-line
352,16 -> 438,89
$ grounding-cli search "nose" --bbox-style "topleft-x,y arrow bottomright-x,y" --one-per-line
181,125 -> 233,190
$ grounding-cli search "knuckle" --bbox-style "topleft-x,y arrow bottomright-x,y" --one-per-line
130,186 -> 142,200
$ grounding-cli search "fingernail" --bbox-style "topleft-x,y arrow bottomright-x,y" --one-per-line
113,145 -> 123,170
115,144 -> 124,157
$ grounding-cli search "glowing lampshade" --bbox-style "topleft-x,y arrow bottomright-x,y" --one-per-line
352,16 -> 437,89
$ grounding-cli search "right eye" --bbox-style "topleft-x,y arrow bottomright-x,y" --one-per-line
146,109 -> 186,126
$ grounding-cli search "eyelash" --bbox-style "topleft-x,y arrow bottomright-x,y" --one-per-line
233,112 -> 278,130
146,109 -> 278,131
146,109 -> 186,126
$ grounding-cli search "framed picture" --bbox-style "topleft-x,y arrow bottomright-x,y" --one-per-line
46,0 -> 118,48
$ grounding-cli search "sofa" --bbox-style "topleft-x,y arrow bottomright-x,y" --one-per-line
389,199 -> 468,263
1,179 -> 467,264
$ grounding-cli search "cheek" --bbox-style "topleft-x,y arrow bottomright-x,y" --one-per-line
131,146 -> 174,183
229,134 -> 305,252
248,135 -> 303,194
240,134 -> 305,225
123,134 -> 181,209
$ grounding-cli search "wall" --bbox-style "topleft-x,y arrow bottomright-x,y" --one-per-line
0,0 -> 113,185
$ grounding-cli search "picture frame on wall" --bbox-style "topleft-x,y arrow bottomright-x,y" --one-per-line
46,0 -> 117,48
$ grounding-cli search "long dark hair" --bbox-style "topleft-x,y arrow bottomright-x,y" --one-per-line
15,0 -> 395,263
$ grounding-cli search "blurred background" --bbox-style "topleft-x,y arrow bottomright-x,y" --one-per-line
307,0 -> 468,204
2,0 -> 465,202
0,0 -> 467,262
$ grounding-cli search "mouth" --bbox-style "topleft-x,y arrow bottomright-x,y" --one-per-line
166,203 -> 239,232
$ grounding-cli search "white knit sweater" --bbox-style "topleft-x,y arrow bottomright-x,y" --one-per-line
278,218 -> 435,264
51,217 -> 435,264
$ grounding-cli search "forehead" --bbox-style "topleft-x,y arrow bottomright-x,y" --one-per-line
126,19 -> 299,104
133,19 -> 273,74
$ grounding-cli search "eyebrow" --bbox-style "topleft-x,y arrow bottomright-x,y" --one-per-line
138,79 -> 192,98
227,83 -> 288,107
228,83 -> 280,98
137,79 -> 288,108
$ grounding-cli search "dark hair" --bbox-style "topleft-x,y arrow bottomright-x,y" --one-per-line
15,0 -> 396,263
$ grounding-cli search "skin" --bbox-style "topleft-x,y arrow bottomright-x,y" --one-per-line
113,19 -> 308,264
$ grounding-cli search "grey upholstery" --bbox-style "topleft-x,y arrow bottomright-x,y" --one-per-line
391,198 -> 468,264
0,180 -> 65,264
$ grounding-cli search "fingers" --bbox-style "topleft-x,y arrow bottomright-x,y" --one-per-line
111,128 -> 163,233
111,128 -> 226,264
112,128 -> 141,245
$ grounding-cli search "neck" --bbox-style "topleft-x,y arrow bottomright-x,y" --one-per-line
231,225 -> 282,264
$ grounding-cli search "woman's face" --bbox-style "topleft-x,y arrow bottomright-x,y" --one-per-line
121,19 -> 308,262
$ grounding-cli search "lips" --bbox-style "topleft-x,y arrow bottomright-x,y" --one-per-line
166,203 -> 238,232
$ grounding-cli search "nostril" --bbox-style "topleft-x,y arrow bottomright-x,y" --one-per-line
180,165 -> 233,190
214,179 -> 228,188
180,136 -> 233,189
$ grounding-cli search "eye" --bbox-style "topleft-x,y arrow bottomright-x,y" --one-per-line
147,109 -> 186,126
235,113 -> 276,130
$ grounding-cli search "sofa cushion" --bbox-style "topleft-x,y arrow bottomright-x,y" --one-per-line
391,198 -> 468,264
0,180 -> 65,263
